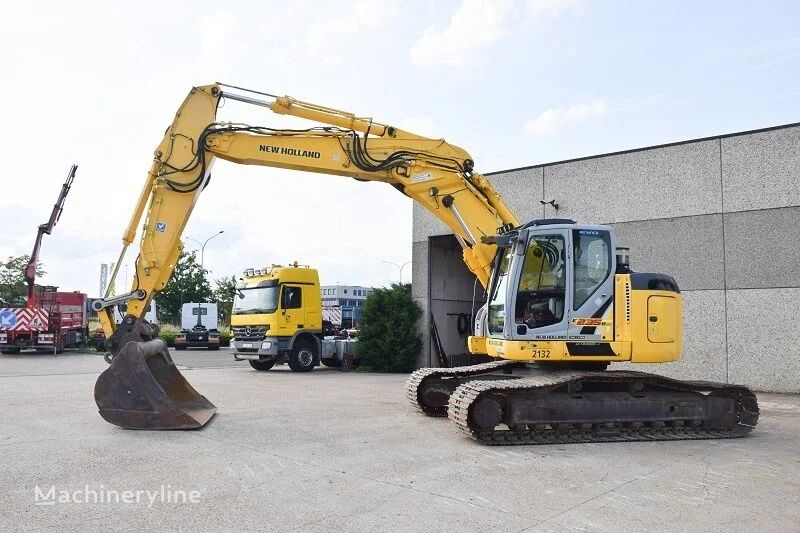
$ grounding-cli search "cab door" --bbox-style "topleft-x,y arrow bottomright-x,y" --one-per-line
566,228 -> 615,341
277,285 -> 303,336
508,229 -> 571,340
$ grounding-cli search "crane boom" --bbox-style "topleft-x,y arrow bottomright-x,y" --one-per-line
25,164 -> 77,307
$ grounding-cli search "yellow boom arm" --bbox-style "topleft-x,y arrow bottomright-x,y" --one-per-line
98,83 -> 518,339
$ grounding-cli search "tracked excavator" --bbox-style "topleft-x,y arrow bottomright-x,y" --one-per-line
93,83 -> 758,443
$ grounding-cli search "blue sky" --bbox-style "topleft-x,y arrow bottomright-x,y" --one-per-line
0,0 -> 798,295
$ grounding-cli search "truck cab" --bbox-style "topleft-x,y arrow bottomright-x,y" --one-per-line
231,264 -> 323,372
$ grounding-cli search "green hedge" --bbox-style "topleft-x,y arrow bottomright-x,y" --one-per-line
357,283 -> 421,373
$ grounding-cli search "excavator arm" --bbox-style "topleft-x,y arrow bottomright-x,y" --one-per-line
93,83 -> 518,430
97,84 -> 517,335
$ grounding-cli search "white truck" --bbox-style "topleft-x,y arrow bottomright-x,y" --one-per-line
175,303 -> 220,350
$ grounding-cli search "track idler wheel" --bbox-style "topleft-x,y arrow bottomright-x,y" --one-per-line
471,396 -> 503,431
94,317 -> 216,430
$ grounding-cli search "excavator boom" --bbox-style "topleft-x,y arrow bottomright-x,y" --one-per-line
93,83 -> 518,429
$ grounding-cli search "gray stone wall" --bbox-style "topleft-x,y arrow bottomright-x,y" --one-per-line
412,123 -> 800,393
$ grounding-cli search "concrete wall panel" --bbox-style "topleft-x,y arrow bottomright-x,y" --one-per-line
722,126 -> 800,212
727,288 -> 800,393
545,140 -> 722,223
724,206 -> 800,290
485,167 -> 544,225
411,241 -> 429,300
610,215 -> 725,291
412,203 -> 449,243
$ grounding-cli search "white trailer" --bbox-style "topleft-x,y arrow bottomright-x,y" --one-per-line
180,303 -> 218,331
175,303 -> 220,350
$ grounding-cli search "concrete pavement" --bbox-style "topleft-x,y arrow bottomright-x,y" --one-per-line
1,349 -> 798,532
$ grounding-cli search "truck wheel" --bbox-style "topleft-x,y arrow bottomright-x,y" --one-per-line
175,345 -> 187,351
321,358 -> 341,368
288,340 -> 316,372
208,345 -> 220,351
249,360 -> 275,371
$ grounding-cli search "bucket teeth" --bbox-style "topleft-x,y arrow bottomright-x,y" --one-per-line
94,338 -> 216,430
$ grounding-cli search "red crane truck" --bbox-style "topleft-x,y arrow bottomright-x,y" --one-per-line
0,165 -> 88,354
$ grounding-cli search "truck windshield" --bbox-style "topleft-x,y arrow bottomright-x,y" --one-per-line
232,286 -> 278,314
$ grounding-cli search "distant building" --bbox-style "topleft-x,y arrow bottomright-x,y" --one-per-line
320,285 -> 374,328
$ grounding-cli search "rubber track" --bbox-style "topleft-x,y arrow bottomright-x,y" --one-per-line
405,360 -> 518,416
448,370 -> 759,445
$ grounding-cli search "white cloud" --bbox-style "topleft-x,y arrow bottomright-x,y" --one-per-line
305,0 -> 400,65
195,11 -> 237,59
525,0 -> 581,20
522,99 -> 608,137
410,0 -> 514,69
400,116 -> 437,137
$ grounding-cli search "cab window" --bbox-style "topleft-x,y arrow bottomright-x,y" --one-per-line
487,251 -> 511,335
281,286 -> 302,309
515,234 -> 566,329
573,229 -> 611,310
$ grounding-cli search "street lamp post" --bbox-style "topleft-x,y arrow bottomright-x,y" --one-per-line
185,230 -> 224,328
381,260 -> 411,283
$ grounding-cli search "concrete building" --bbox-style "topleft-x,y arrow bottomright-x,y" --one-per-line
412,122 -> 800,393
321,285 -> 374,328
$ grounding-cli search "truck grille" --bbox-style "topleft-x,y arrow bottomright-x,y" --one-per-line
232,325 -> 269,340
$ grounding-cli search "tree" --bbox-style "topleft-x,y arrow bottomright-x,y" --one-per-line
156,251 -> 212,324
213,275 -> 237,327
357,283 -> 422,373
0,255 -> 45,306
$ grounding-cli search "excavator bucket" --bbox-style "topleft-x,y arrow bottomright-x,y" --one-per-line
94,337 -> 216,430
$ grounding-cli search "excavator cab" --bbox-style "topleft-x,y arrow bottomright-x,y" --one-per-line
488,220 -> 616,344
94,317 -> 216,430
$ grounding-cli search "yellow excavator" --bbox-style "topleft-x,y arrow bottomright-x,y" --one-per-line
93,83 -> 758,443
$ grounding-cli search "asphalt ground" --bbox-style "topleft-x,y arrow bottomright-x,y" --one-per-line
1,348 -> 798,532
